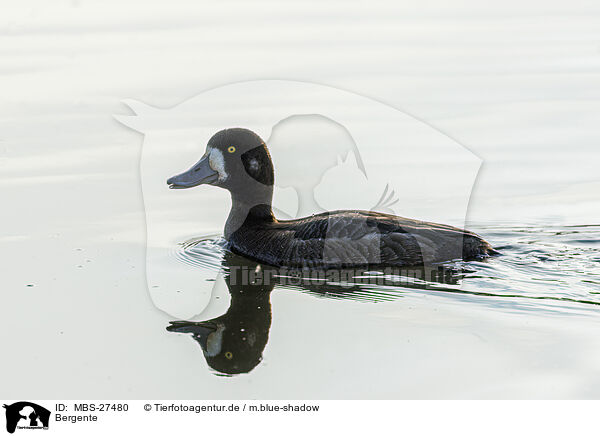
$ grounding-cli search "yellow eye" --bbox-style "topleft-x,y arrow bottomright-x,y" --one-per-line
227,146 -> 236,153
224,351 -> 233,360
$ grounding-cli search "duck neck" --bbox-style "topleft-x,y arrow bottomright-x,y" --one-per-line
225,188 -> 274,239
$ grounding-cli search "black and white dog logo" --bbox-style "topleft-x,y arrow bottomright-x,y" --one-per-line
3,402 -> 50,434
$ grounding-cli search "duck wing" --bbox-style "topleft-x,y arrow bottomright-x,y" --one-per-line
228,210 -> 492,268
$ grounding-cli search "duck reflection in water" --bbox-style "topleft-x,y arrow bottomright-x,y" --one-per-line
167,252 -> 273,376
167,250 -> 463,376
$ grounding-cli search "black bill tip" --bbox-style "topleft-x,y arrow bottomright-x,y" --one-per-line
166,155 -> 219,189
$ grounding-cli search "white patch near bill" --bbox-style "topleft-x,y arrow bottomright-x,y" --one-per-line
208,147 -> 228,182
204,325 -> 225,357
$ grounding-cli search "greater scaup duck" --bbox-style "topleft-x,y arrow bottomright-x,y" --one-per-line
167,128 -> 497,268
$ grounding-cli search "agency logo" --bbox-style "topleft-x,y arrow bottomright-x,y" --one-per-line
3,402 -> 50,434
115,80 -> 481,319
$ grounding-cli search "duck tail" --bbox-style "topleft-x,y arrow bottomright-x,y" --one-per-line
486,247 -> 502,257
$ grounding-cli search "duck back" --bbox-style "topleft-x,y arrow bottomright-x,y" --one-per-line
228,209 -> 494,269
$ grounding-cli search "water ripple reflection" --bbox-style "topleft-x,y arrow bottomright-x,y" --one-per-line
168,224 -> 600,375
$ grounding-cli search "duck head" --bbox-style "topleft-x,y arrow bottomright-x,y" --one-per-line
167,128 -> 274,193
167,314 -> 270,376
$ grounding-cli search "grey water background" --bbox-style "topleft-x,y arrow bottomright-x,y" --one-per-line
1,0 -> 600,398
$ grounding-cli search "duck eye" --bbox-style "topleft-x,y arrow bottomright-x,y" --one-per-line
224,351 -> 233,360
227,146 -> 236,153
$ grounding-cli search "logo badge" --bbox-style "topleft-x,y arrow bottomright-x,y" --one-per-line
3,402 -> 50,434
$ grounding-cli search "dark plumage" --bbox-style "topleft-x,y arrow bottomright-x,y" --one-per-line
167,128 -> 497,269
229,208 -> 495,268
167,252 -> 273,375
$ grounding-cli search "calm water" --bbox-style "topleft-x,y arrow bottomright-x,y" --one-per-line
169,223 -> 600,376
2,0 -> 600,399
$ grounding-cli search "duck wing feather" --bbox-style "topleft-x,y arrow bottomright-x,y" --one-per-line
228,210 -> 492,268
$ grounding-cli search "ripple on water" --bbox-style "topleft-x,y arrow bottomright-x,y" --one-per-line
173,235 -> 227,272
461,224 -> 600,307
171,225 -> 600,311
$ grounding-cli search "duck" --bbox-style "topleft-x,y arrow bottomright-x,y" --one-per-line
167,128 -> 497,269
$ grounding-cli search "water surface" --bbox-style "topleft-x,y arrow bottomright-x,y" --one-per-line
2,0 -> 600,399
169,224 -> 600,377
